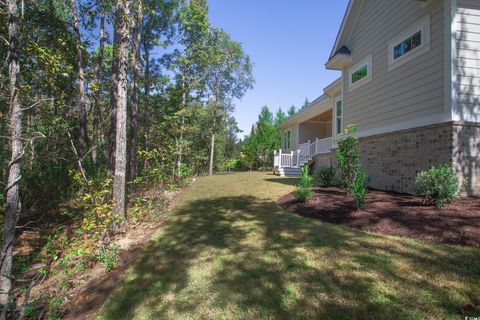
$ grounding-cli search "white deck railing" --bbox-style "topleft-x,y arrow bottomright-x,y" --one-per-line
274,137 -> 332,169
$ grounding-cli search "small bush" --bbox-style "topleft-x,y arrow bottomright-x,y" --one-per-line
293,166 -> 313,202
293,187 -> 313,202
96,243 -> 120,272
352,171 -> 368,210
336,124 -> 360,193
415,164 -> 460,208
315,165 -> 340,187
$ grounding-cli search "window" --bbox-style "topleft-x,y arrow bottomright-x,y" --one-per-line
283,130 -> 291,150
394,31 -> 422,60
335,98 -> 343,135
351,65 -> 368,84
388,16 -> 430,70
348,55 -> 372,91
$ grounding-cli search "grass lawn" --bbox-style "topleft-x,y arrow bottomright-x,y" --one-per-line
96,172 -> 480,320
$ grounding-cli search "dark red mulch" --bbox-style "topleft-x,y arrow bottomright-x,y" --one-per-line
278,187 -> 480,246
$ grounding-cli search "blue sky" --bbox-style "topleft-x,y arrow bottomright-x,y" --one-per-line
207,1 -> 349,137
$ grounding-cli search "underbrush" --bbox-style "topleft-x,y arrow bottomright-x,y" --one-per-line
10,169 -> 187,319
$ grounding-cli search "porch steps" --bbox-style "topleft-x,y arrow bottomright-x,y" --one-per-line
276,156 -> 313,177
278,167 -> 301,177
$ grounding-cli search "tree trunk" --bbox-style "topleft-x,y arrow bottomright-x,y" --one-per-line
128,0 -> 143,181
176,74 -> 187,177
208,132 -> 215,176
0,0 -> 22,313
92,0 -> 105,165
107,17 -> 119,177
111,0 -> 131,226
208,106 -> 217,176
142,45 -> 150,169
71,0 -> 88,158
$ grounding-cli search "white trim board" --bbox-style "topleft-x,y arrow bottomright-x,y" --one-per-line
348,55 -> 372,92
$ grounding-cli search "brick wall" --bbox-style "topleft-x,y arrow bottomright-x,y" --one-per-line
452,122 -> 480,196
311,122 -> 480,196
312,152 -> 335,173
359,123 -> 454,194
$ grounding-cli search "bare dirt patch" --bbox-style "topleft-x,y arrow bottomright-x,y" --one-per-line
278,187 -> 480,246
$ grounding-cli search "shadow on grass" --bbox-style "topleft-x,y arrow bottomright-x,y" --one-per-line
263,177 -> 299,186
98,193 -> 480,319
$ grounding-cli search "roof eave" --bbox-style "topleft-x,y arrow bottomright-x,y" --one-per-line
323,77 -> 342,97
329,0 -> 356,58
325,53 -> 352,70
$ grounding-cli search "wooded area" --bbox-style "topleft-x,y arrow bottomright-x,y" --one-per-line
0,0 -> 257,317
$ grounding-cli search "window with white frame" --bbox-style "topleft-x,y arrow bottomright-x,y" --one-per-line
334,98 -> 343,135
388,16 -> 430,70
348,55 -> 372,91
282,130 -> 291,150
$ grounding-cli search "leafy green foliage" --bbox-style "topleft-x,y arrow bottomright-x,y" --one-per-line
96,244 -> 121,272
352,171 -> 368,210
336,124 -> 369,209
0,0 -> 255,315
336,124 -> 361,193
287,105 -> 296,117
240,105 -> 285,169
293,167 -> 313,202
314,165 -> 340,187
415,165 -> 460,208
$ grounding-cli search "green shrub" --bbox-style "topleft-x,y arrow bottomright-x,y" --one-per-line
352,171 -> 368,210
415,164 -> 460,208
336,124 -> 361,193
314,165 -> 340,187
293,187 -> 313,202
293,166 -> 313,202
96,243 -> 120,272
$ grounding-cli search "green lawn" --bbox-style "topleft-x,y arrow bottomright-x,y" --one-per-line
96,172 -> 480,320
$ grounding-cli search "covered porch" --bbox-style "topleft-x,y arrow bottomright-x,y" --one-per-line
275,106 -> 333,170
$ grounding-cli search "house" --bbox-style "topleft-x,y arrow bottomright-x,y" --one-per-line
275,0 -> 480,195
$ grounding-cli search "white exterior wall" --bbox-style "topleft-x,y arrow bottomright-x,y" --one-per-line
341,0 -> 446,135
455,0 -> 480,121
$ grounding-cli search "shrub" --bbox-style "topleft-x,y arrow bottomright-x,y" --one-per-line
293,187 -> 313,202
314,165 -> 340,187
352,171 -> 368,210
415,164 -> 460,208
336,124 -> 361,193
293,166 -> 313,202
95,243 -> 120,272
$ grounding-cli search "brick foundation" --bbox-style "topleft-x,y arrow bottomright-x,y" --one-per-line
312,122 -> 480,196
452,122 -> 480,196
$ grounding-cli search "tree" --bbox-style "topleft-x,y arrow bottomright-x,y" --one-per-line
141,0 -> 177,167
205,28 -> 254,176
170,0 -> 210,176
258,105 -> 273,124
128,0 -> 143,181
255,105 -> 280,169
0,0 -> 22,313
111,0 -> 132,226
92,0 -> 106,165
287,105 -> 296,117
302,97 -> 310,109
70,0 -> 88,159
274,108 -> 287,126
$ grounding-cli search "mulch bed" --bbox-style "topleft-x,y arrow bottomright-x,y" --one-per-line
278,187 -> 480,246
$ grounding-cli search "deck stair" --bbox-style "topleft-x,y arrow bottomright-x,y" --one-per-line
273,137 -> 332,177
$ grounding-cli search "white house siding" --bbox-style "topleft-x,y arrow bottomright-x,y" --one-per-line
341,0 -> 445,133
455,0 -> 480,121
